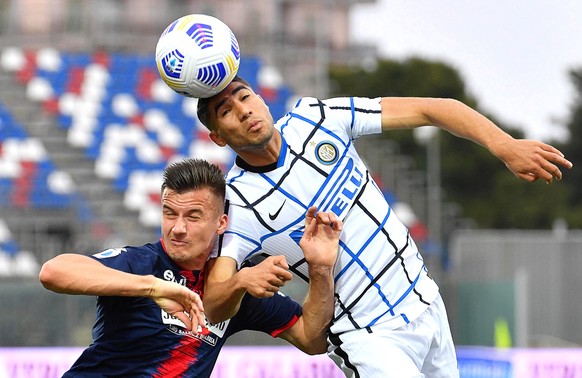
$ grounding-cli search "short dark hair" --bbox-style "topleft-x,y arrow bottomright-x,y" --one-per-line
161,158 -> 225,206
196,76 -> 252,129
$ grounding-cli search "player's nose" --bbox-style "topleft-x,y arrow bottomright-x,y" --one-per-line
234,101 -> 251,120
172,217 -> 187,234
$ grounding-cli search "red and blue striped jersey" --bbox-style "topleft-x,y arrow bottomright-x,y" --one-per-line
63,241 -> 301,378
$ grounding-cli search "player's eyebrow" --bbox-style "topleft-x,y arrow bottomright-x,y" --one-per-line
213,84 -> 249,117
162,203 -> 204,216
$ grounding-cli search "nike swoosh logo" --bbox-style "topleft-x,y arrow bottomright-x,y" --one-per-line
269,200 -> 287,220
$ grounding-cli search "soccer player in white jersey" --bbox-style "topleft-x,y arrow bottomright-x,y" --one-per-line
197,76 -> 573,377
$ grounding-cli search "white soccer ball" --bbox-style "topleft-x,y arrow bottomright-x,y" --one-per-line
155,14 -> 240,98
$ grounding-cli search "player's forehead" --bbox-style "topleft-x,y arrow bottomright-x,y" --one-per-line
162,187 -> 216,210
211,82 -> 251,111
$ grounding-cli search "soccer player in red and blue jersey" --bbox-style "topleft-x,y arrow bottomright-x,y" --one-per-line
39,158 -> 342,377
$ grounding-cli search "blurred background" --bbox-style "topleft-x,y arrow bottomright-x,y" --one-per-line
0,0 -> 581,373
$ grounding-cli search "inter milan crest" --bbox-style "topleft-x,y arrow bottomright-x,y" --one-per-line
315,141 -> 338,165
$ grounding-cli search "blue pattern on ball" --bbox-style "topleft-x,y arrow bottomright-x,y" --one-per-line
160,49 -> 185,79
197,62 -> 227,87
187,23 -> 215,49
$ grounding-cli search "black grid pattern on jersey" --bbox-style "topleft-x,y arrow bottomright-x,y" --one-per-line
222,97 -> 430,330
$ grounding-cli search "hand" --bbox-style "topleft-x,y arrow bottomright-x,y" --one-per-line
299,206 -> 343,268
148,277 -> 205,332
493,139 -> 573,183
237,255 -> 293,298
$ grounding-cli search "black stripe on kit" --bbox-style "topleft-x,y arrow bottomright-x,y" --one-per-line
226,183 -> 277,233
245,97 -> 328,209
333,197 -> 429,324
328,333 -> 360,378
289,257 -> 309,282
322,103 -> 382,115
334,293 -> 361,330
216,200 -> 230,257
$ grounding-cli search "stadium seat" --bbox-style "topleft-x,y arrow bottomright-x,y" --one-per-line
2,48 -> 299,228
0,103 -> 79,211
2,47 -> 433,248
0,218 -> 39,277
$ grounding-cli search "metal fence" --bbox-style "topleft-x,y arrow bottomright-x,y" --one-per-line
447,228 -> 582,347
2,228 -> 581,348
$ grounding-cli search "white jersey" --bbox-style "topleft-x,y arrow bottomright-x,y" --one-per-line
214,96 -> 439,335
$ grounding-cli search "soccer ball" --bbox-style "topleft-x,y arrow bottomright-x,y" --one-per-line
155,14 -> 240,98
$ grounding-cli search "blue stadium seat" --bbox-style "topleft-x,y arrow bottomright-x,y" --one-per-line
0,103 -> 83,211
5,49 -> 297,227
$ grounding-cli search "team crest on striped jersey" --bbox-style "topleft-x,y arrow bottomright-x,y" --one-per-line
315,141 -> 338,165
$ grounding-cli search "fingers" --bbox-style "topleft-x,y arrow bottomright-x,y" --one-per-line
524,156 -> 570,184
178,292 -> 206,332
173,311 -> 193,330
190,306 -> 206,332
539,160 -> 562,182
305,205 -> 318,222
517,172 -> 537,182
538,148 -> 573,180
538,143 -> 573,169
511,141 -> 573,184
243,256 -> 292,298
304,206 -> 341,228
316,210 -> 343,231
247,282 -> 283,298
303,209 -> 318,238
274,269 -> 293,282
270,254 -> 289,270
191,294 -> 206,328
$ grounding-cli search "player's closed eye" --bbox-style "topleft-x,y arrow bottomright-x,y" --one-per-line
163,209 -> 176,217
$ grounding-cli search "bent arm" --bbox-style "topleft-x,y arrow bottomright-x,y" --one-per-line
39,253 -> 205,330
278,263 -> 335,354
204,255 -> 293,324
203,257 -> 246,323
39,253 -> 157,296
380,97 -> 573,182
278,207 -> 342,355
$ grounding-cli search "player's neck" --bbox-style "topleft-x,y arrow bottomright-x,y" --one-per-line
237,131 -> 281,168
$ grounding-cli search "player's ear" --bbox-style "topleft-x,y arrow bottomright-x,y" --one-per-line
209,131 -> 227,147
216,214 -> 228,235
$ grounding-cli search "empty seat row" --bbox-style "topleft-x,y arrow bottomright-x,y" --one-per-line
1,47 -> 294,228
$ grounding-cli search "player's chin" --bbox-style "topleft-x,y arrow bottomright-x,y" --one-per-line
166,247 -> 191,261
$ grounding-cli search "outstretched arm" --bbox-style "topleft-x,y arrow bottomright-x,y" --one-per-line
278,206 -> 342,354
380,97 -> 573,183
39,253 -> 205,330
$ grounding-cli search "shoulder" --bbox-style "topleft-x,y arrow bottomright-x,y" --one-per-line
290,96 -> 380,116
97,242 -> 160,259
290,96 -> 337,111
91,242 -> 163,273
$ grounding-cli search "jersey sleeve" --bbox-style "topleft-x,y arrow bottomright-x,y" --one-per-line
228,291 -> 302,337
295,96 -> 382,140
211,199 -> 262,268
351,96 -> 383,138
